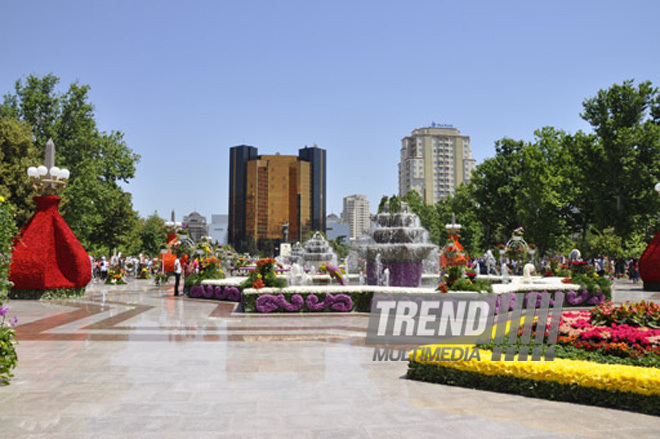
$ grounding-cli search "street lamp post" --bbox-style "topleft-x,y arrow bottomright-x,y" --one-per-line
27,139 -> 70,194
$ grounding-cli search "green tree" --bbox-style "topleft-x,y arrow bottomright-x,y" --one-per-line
0,119 -> 39,225
402,189 -> 442,244
0,74 -> 141,252
515,128 -> 571,255
575,79 -> 660,241
471,138 -> 525,246
136,213 -> 167,256
329,235 -> 350,260
586,227 -> 623,259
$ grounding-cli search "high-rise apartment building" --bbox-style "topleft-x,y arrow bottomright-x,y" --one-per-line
228,145 -> 326,251
398,124 -> 476,205
342,194 -> 371,240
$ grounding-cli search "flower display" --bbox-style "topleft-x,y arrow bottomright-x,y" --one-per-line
409,305 -> 660,415
255,293 -> 354,313
239,258 -> 285,290
137,267 -> 151,279
591,300 -> 660,328
105,269 -> 127,285
410,345 -> 660,397
9,196 -> 91,294
318,262 -> 346,285
557,310 -> 660,357
256,294 -> 304,313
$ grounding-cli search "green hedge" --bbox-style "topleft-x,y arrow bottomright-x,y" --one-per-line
407,361 -> 660,416
9,287 -> 87,300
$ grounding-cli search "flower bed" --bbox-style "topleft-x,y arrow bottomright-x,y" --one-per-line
407,304 -> 660,415
197,278 -> 606,313
407,352 -> 660,415
243,287 -> 374,313
188,284 -> 241,302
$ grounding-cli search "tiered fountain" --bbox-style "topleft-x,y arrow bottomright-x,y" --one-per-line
302,231 -> 337,269
366,199 -> 437,287
287,242 -> 305,265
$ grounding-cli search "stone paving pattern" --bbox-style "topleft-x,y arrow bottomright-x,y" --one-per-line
2,279 -> 659,438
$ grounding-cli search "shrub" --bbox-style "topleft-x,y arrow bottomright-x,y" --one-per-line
449,278 -> 493,293
571,273 -> 612,300
0,198 -> 18,384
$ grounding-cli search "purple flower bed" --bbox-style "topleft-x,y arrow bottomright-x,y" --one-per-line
256,293 -> 354,313
256,294 -> 304,313
189,285 -> 242,302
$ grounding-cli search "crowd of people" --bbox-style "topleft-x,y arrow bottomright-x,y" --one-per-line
89,253 -> 210,292
471,252 -> 640,283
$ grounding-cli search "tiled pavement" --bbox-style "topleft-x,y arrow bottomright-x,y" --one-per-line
1,279 -> 659,438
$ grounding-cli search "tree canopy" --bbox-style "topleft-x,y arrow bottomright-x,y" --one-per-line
404,79 -> 660,261
1,74 -> 141,254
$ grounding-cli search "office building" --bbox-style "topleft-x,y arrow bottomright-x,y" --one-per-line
341,194 -> 371,239
228,144 -> 326,251
398,124 -> 476,205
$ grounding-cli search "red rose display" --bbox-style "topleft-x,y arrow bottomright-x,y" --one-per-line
640,230 -> 660,288
9,196 -> 91,290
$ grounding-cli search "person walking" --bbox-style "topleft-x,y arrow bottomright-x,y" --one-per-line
173,256 -> 182,296
100,256 -> 109,280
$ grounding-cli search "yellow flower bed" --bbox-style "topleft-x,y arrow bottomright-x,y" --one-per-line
410,345 -> 660,396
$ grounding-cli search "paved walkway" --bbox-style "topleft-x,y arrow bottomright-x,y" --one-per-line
2,280 -> 659,438
612,278 -> 660,304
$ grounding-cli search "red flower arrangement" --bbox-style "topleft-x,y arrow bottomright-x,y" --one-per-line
256,258 -> 277,267
9,196 -> 91,290
640,229 -> 660,283
556,310 -> 660,358
252,279 -> 265,289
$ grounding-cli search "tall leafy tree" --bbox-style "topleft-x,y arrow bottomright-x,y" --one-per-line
0,74 -> 141,253
515,128 -> 571,255
0,119 -> 39,225
470,138 -> 525,246
575,80 -> 660,240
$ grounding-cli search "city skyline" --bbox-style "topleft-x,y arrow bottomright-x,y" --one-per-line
2,1 -> 660,221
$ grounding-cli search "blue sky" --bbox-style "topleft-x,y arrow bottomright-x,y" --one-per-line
2,1 -> 660,221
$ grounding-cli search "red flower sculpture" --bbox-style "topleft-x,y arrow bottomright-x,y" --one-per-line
640,230 -> 660,286
9,196 -> 91,290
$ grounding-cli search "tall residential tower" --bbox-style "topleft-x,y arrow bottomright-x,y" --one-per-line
398,124 -> 476,204
342,194 -> 371,240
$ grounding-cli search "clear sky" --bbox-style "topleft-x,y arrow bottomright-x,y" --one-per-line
2,1 -> 660,221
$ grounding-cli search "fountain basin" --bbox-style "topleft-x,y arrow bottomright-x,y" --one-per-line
366,243 -> 436,287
